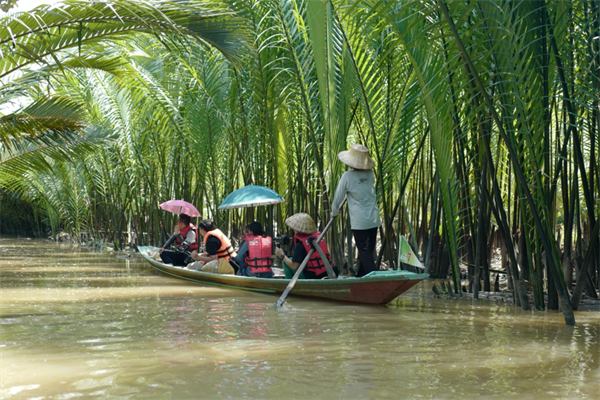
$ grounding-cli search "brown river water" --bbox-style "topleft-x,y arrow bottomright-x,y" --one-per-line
1,238 -> 598,399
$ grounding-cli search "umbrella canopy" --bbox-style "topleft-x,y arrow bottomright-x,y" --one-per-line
218,185 -> 285,210
159,199 -> 201,217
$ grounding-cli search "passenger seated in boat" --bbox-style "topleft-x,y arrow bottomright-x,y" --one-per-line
235,221 -> 274,278
275,213 -> 338,279
158,213 -> 198,266
189,219 -> 237,272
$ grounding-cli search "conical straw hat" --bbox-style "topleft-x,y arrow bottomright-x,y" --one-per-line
338,144 -> 375,170
285,213 -> 317,234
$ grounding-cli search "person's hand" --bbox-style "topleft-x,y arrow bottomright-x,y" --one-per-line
190,250 -> 198,260
173,225 -> 180,234
158,248 -> 165,254
275,247 -> 284,258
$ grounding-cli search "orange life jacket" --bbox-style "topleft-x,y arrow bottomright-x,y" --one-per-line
294,232 -> 331,276
178,224 -> 199,252
243,234 -> 273,274
204,229 -> 234,261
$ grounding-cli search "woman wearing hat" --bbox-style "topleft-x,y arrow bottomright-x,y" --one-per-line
331,144 -> 381,277
274,213 -> 335,279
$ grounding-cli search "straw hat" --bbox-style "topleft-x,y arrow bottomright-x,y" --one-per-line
285,213 -> 317,234
338,144 -> 375,170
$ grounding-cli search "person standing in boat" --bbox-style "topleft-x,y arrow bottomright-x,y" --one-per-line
235,221 -> 274,278
189,219 -> 236,270
274,213 -> 337,279
158,213 -> 198,266
331,144 -> 381,277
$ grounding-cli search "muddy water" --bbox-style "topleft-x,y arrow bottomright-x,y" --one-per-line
1,238 -> 598,399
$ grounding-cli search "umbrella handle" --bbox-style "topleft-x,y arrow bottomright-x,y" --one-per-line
276,198 -> 346,308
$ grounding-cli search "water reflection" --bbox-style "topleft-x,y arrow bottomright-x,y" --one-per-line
1,238 -> 598,399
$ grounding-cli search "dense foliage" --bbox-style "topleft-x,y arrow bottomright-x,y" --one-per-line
1,0 -> 598,325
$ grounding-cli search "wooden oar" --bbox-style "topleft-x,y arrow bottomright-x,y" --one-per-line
276,198 -> 346,308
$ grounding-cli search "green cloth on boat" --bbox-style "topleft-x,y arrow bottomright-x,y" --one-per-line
283,261 -> 305,279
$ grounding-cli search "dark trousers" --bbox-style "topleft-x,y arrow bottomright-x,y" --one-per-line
352,228 -> 378,277
160,251 -> 189,266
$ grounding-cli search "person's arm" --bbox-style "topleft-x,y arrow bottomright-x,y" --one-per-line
159,233 -> 177,253
191,252 -> 217,263
185,229 -> 196,244
275,242 -> 303,270
191,236 -> 220,262
235,242 -> 248,264
160,223 -> 182,253
330,173 -> 348,217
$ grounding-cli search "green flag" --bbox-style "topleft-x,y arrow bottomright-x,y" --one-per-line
398,236 -> 424,269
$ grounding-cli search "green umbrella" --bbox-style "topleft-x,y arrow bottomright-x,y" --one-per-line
218,185 -> 285,210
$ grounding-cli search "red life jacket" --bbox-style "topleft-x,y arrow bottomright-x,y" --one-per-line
204,229 -> 234,260
294,232 -> 332,276
243,234 -> 273,274
178,224 -> 199,252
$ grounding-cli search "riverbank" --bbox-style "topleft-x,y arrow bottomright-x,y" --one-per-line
428,276 -> 600,312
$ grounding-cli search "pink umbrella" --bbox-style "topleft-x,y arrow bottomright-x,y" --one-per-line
159,199 -> 201,217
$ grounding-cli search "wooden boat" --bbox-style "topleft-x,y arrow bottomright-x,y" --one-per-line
138,246 -> 428,305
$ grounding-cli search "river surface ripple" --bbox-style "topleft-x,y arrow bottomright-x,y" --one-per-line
0,238 -> 598,399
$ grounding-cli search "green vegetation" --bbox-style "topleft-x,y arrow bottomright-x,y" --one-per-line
1,0 -> 598,325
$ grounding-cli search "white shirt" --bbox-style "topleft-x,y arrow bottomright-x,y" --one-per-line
331,169 -> 381,230
185,229 -> 196,244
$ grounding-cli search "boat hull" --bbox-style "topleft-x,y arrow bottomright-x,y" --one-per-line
138,246 -> 428,304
